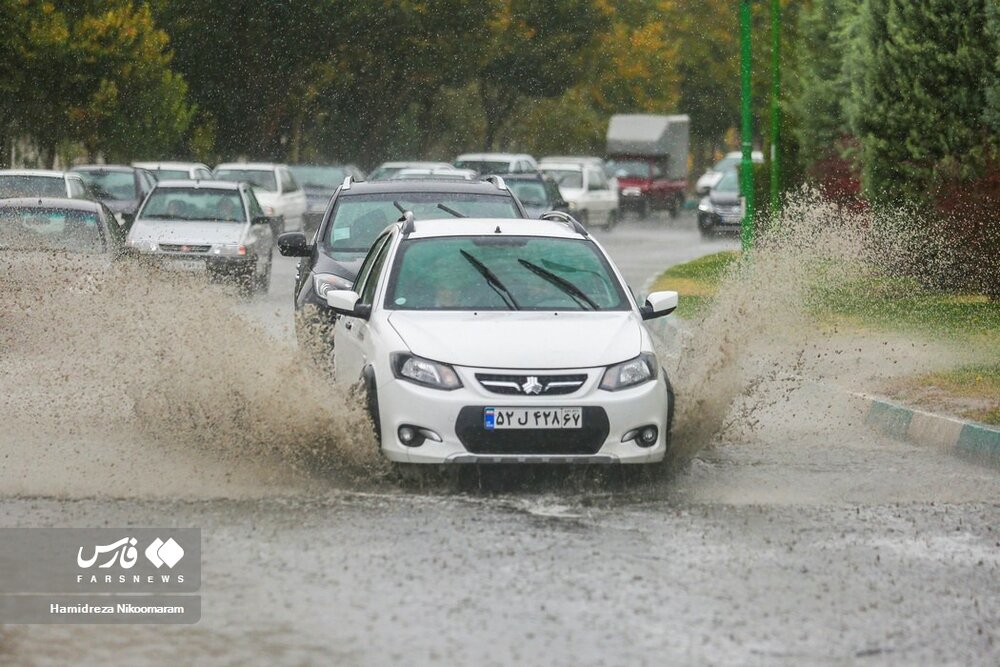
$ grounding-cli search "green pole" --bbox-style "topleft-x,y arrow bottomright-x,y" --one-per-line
739,0 -> 754,251
769,0 -> 781,214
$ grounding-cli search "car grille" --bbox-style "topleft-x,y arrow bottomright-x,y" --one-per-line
475,373 -> 587,396
455,406 -> 609,455
159,243 -> 211,253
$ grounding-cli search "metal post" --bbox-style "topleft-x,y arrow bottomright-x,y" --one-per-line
739,0 -> 755,251
769,0 -> 781,214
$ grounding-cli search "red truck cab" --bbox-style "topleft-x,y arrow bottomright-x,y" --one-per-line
606,156 -> 687,218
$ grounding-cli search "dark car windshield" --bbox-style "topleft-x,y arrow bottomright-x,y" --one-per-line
75,170 -> 137,201
386,235 -> 627,311
214,169 -> 277,192
508,181 -> 549,207
323,192 -> 520,255
452,160 -> 509,175
139,188 -> 246,222
0,175 -> 66,198
289,166 -> 347,190
0,206 -> 105,253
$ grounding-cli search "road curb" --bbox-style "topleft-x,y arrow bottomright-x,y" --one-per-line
858,393 -> 1000,467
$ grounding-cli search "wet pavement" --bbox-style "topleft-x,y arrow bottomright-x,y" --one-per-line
1,211 -> 998,666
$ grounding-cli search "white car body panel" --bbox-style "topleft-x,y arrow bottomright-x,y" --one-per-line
540,162 -> 618,227
214,163 -> 307,232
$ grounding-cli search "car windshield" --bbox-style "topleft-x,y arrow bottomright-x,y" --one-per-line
608,160 -> 651,179
139,188 -> 246,222
0,206 -> 105,253
508,181 -> 548,207
323,193 -> 520,255
214,169 -> 277,192
152,169 -> 189,180
289,165 -> 347,189
714,169 -> 739,193
543,169 -> 583,189
0,175 -> 65,198
386,235 -> 627,311
452,160 -> 508,175
75,170 -> 136,200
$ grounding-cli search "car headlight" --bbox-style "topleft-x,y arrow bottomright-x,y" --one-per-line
126,239 -> 158,253
391,353 -> 463,390
313,273 -> 353,299
567,201 -> 578,210
698,198 -> 714,213
600,353 -> 658,391
210,244 -> 247,256
262,206 -> 276,216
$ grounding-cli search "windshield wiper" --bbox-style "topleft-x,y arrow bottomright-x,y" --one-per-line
517,258 -> 598,310
436,203 -> 465,218
392,201 -> 406,214
541,258 -> 611,287
460,250 -> 520,310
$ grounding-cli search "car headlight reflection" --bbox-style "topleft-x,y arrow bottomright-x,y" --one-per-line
391,353 -> 463,391
210,244 -> 247,256
313,273 -> 353,299
600,353 -> 658,391
126,239 -> 158,253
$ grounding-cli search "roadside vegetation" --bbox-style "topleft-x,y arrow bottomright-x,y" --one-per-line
652,250 -> 1000,424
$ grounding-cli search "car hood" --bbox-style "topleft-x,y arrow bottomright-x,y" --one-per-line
128,220 -> 245,245
314,250 -> 365,281
387,310 -> 643,369
102,199 -> 139,214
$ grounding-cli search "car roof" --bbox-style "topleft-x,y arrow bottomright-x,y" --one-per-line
341,179 -> 512,195
0,197 -> 103,212
455,153 -> 534,161
71,164 -> 136,173
153,179 -> 242,190
214,163 -> 285,171
403,217 -> 581,240
0,169 -> 69,178
133,161 -> 207,170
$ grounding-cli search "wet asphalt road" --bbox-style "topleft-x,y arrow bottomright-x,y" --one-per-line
2,211 -> 998,666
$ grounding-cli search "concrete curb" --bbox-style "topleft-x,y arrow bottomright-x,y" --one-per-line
858,393 -> 1000,467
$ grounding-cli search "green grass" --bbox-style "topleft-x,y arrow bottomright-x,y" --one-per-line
895,363 -> 1000,425
648,251 -> 739,318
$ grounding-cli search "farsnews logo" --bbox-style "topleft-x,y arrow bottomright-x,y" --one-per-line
77,537 -> 184,570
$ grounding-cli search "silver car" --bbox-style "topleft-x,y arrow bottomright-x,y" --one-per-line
125,180 -> 275,294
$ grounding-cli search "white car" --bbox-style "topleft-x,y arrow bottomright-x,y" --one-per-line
539,161 -> 619,230
133,161 -> 214,181
389,167 -> 478,181
695,150 -> 764,195
0,169 -> 89,199
368,161 -> 454,180
213,163 -> 306,234
323,213 -> 678,465
453,153 -> 539,175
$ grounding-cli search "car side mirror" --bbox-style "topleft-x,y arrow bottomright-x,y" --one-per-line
277,231 -> 311,257
639,290 -> 678,320
326,290 -> 370,319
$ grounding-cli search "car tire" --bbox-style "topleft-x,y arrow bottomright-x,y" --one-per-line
638,199 -> 650,220
667,195 -> 682,218
362,366 -> 381,442
605,210 -> 618,231
235,264 -> 256,297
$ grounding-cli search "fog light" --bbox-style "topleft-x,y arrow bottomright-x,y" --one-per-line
397,425 -> 440,448
639,426 -> 658,447
398,426 -> 418,446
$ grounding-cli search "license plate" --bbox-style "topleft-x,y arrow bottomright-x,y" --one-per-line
484,407 -> 582,430
165,258 -> 205,272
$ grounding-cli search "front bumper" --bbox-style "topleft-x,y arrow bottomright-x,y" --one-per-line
375,364 -> 670,465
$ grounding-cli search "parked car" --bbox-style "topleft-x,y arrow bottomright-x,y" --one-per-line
540,161 -> 619,230
697,169 -> 743,237
367,161 -> 453,181
213,163 -> 307,235
276,176 -> 528,352
125,180 -> 275,294
695,150 -> 764,195
133,161 -> 214,181
70,165 -> 156,225
0,169 -> 90,200
289,164 -> 366,238
540,156 -> 606,168
501,172 -> 569,218
389,167 -> 478,181
453,153 -> 538,175
0,197 -> 126,261
320,214 -> 678,466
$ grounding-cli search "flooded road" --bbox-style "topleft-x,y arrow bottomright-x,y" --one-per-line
1,211 -> 998,665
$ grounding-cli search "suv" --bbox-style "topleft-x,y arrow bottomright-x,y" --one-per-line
321,213 -> 678,465
540,161 -> 619,229
453,153 -> 538,175
277,177 -> 528,350
71,165 -> 157,225
213,163 -> 307,235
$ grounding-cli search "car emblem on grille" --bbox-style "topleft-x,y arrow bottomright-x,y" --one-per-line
180,245 -> 190,252
521,376 -> 544,395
